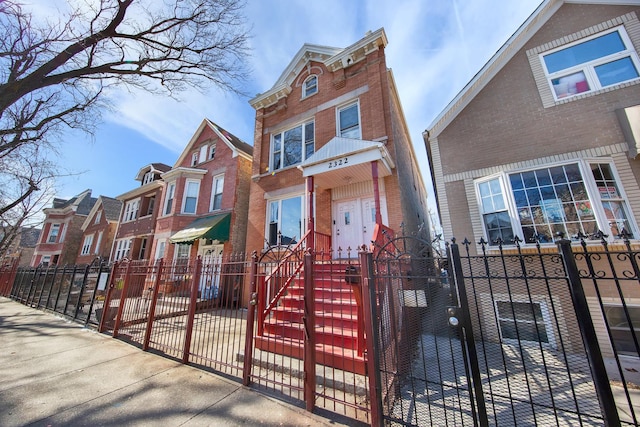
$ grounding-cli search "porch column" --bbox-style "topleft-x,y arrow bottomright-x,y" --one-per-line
306,176 -> 315,251
371,161 -> 383,225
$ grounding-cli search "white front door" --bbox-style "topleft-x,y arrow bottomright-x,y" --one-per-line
199,243 -> 224,299
362,198 -> 378,249
334,200 -> 361,258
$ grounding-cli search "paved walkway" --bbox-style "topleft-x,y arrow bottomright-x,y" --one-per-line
0,297 -> 352,426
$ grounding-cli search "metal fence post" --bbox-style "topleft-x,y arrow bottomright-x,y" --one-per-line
243,252 -> 259,386
182,256 -> 202,364
143,258 -> 164,351
303,250 -> 316,412
449,239 -> 489,427
113,261 -> 132,338
556,238 -> 620,426
359,250 -> 383,427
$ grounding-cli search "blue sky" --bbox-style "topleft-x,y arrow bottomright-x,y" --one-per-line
33,0 -> 543,226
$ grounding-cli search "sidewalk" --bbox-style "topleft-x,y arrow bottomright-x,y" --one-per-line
0,297 -> 352,427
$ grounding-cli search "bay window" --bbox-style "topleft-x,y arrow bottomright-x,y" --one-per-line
182,180 -> 200,214
542,27 -> 640,100
267,195 -> 304,246
211,174 -> 224,211
271,121 -> 314,171
476,160 -> 634,245
164,182 -> 175,215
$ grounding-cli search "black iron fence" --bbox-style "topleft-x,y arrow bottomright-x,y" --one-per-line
2,234 -> 639,426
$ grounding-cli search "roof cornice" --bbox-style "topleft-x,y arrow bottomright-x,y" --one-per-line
250,28 -> 388,110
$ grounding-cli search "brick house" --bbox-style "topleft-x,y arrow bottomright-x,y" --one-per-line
425,0 -> 640,357
31,189 -> 97,267
76,196 -> 122,264
111,163 -> 171,262
247,28 -> 429,258
151,119 -> 252,263
1,226 -> 41,267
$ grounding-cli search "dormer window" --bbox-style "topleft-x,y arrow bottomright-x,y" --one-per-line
303,75 -> 318,98
142,171 -> 154,185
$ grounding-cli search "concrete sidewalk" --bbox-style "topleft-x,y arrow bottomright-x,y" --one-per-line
0,297 -> 352,426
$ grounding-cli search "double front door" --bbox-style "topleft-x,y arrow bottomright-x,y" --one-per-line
333,197 -> 387,259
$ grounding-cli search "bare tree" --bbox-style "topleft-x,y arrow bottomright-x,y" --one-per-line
0,0 -> 251,248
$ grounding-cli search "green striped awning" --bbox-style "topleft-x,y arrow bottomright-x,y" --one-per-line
169,213 -> 231,244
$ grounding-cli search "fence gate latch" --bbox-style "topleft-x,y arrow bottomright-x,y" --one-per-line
447,306 -> 460,328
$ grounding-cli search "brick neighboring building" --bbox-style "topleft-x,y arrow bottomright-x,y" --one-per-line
1,226 -> 41,267
425,0 -> 640,357
32,189 -> 97,267
247,28 -> 429,257
151,119 -> 253,263
76,196 -> 122,264
112,163 -> 171,262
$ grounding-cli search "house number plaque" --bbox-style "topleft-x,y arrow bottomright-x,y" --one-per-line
326,157 -> 349,169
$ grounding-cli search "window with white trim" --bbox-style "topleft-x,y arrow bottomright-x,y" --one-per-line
81,234 -> 94,255
542,27 -> 640,100
174,243 -> 190,263
199,145 -> 208,163
155,240 -> 166,260
114,239 -> 131,261
164,182 -> 176,215
182,180 -> 200,214
211,174 -> 224,211
41,255 -> 50,266
603,304 -> 640,356
123,199 -> 140,222
191,152 -> 198,166
496,300 -> 553,346
94,231 -> 103,254
94,210 -> 102,224
209,144 -> 216,160
139,237 -> 148,259
267,195 -> 304,246
303,75 -> 317,98
47,223 -> 60,243
338,102 -> 361,139
475,160 -> 635,245
271,121 -> 314,171
142,171 -> 154,185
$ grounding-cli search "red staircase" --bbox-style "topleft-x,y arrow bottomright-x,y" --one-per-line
255,262 -> 366,375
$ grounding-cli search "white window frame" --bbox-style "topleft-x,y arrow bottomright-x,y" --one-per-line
114,239 -> 131,261
174,243 -> 190,261
142,171 -> 154,185
182,179 -> 200,214
209,144 -> 216,160
164,182 -> 176,216
47,223 -> 60,243
191,152 -> 198,166
94,231 -> 103,255
603,303 -> 640,357
302,75 -> 318,98
41,255 -> 51,266
94,210 -> 102,224
210,174 -> 224,211
265,193 -> 305,247
337,101 -> 361,139
123,198 -> 140,223
81,234 -> 94,256
476,176 -> 515,245
270,120 -> 315,172
495,299 -> 556,348
155,240 -> 166,260
541,26 -> 640,101
474,159 -> 637,245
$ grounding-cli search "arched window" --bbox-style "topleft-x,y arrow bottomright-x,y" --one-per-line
303,75 -> 318,98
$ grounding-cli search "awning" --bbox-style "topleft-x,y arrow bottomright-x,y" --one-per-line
169,212 -> 231,245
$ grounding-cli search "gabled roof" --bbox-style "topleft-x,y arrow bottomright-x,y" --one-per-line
174,118 -> 253,167
134,163 -> 171,182
426,0 -> 640,139
46,189 -> 96,216
81,196 -> 123,231
250,28 -> 388,110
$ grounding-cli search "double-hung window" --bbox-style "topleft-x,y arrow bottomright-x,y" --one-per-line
47,223 -> 60,243
81,234 -> 94,256
475,160 -> 634,245
338,102 -> 361,139
94,210 -> 102,224
182,180 -> 200,214
542,27 -> 640,100
267,195 -> 304,246
303,75 -> 318,98
164,182 -> 176,215
271,121 -> 314,171
211,174 -> 224,211
114,239 -> 131,261
94,231 -> 103,254
123,199 -> 140,222
142,171 -> 154,185
209,144 -> 216,160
